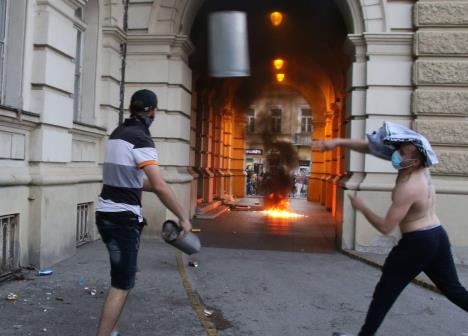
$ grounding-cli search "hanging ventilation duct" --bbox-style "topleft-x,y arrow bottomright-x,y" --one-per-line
208,11 -> 250,77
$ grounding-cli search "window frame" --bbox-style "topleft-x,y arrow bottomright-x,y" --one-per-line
73,8 -> 85,121
0,0 -> 8,103
246,107 -> 255,133
270,107 -> 282,133
300,107 -> 312,133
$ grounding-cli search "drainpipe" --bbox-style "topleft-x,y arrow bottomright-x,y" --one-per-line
119,0 -> 129,125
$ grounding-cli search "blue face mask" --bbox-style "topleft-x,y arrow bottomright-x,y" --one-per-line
136,115 -> 154,128
391,150 -> 416,170
391,151 -> 403,170
142,116 -> 154,128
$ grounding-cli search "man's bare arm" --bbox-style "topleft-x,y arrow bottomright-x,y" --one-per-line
349,185 -> 414,234
312,138 -> 370,154
143,165 -> 191,234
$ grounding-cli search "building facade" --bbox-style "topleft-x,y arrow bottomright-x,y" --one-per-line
0,0 -> 467,271
245,87 -> 312,176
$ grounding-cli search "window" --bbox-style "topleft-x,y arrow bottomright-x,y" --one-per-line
0,0 -> 7,101
246,108 -> 255,133
0,214 -> 19,276
1,0 -> 27,107
73,2 -> 100,124
270,108 -> 282,133
300,108 -> 312,133
73,9 -> 84,120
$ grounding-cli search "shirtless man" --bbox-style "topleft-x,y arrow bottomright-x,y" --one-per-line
314,137 -> 468,336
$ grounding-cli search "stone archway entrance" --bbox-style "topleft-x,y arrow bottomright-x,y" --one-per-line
187,0 -> 350,227
126,0 -> 418,253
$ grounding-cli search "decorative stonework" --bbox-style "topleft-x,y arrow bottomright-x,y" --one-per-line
413,90 -> 468,116
416,31 -> 468,55
431,151 -> 468,176
415,61 -> 468,85
416,2 -> 468,26
415,120 -> 468,145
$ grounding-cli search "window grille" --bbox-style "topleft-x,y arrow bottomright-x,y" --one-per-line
76,202 -> 92,246
0,214 -> 19,276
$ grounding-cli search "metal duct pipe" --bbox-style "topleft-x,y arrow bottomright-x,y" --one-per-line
208,11 -> 250,77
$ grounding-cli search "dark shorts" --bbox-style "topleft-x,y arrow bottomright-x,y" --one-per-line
96,211 -> 144,290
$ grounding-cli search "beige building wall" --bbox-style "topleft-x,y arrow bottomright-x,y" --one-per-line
0,0 -> 123,268
412,1 -> 468,264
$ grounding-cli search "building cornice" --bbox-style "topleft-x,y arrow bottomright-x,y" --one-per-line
36,0 -> 86,27
102,25 -> 127,43
363,32 -> 414,45
127,34 -> 194,58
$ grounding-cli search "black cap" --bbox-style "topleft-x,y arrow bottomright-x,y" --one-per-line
130,89 -> 158,112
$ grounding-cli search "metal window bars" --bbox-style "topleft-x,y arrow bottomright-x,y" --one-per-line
0,214 -> 19,276
76,203 -> 92,246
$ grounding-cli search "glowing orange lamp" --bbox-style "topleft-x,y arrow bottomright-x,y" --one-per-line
276,73 -> 285,82
273,58 -> 284,70
270,12 -> 283,27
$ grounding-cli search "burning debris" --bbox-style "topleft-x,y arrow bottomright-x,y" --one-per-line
262,193 -> 304,219
255,105 -> 304,219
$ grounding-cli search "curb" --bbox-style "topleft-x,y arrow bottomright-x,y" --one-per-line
176,251 -> 218,336
340,249 -> 440,294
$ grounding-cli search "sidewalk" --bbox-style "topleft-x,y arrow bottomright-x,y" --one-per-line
0,239 -> 206,336
343,249 -> 468,292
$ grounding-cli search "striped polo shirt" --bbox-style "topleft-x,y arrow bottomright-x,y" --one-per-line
96,118 -> 158,219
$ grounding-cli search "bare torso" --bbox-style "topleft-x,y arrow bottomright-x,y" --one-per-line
393,168 -> 440,233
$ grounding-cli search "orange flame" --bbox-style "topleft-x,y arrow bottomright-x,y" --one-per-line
262,196 -> 304,219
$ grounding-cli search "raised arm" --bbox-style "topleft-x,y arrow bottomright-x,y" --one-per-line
142,165 -> 192,235
312,138 -> 370,154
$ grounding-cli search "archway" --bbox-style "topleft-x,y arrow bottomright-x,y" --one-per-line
188,0 -> 350,229
127,0 -> 413,252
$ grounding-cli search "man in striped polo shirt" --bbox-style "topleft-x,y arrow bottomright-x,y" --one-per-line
95,89 -> 192,336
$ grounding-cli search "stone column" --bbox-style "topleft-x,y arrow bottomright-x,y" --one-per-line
413,1 -> 468,263
323,112 -> 335,210
232,109 -> 246,197
309,120 -> 326,202
222,110 -> 234,198
126,34 -> 194,235
342,32 -> 414,253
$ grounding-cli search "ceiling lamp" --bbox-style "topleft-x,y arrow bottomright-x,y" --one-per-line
276,73 -> 285,83
273,58 -> 284,70
270,11 -> 283,27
